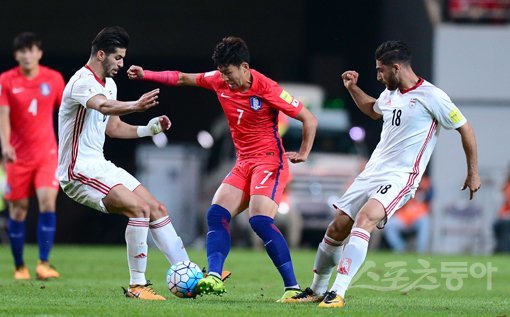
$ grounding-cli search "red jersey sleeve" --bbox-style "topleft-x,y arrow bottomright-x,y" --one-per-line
195,70 -> 221,91
53,72 -> 66,109
259,77 -> 303,118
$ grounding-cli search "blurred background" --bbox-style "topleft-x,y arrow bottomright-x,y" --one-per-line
1,0 -> 509,254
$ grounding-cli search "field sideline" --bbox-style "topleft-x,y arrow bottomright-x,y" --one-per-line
0,245 -> 508,316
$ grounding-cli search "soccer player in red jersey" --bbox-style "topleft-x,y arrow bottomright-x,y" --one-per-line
0,32 -> 65,280
128,36 -> 317,301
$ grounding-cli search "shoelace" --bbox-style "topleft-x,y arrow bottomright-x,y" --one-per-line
141,281 -> 158,295
293,287 -> 314,299
323,291 -> 338,302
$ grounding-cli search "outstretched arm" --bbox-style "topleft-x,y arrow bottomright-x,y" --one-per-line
106,115 -> 171,139
86,89 -> 160,116
457,122 -> 481,200
127,65 -> 200,87
342,70 -> 381,120
284,107 -> 318,163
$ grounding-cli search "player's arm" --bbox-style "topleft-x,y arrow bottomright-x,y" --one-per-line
341,70 -> 381,120
0,106 -> 16,162
284,107 -> 318,163
456,121 -> 481,200
106,115 -> 171,139
85,89 -> 160,115
127,65 -> 200,87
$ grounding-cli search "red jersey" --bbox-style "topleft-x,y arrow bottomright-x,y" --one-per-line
196,69 -> 303,161
0,66 -> 65,162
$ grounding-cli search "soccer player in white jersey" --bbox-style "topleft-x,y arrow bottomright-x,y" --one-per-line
285,40 -> 481,307
57,26 -> 189,300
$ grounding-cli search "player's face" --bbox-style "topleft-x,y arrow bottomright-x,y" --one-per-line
376,60 -> 399,90
218,63 -> 250,90
101,48 -> 126,78
14,45 -> 42,72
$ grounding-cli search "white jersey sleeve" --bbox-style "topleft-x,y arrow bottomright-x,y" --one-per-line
70,77 -> 106,108
424,87 -> 466,130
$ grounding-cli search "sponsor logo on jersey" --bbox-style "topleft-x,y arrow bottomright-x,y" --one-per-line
250,96 -> 262,111
12,87 -> 24,94
291,99 -> 300,108
279,89 -> 293,104
449,108 -> 464,125
40,83 -> 51,96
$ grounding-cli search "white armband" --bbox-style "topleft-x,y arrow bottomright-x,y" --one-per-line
136,117 -> 162,137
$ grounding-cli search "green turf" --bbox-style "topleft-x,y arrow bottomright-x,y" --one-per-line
0,245 -> 508,316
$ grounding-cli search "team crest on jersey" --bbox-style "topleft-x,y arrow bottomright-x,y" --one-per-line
250,96 -> 262,111
40,83 -> 51,96
409,98 -> 417,108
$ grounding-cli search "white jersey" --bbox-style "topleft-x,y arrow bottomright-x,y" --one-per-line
360,78 -> 466,187
57,66 -> 117,182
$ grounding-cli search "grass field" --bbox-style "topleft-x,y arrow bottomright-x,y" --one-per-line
0,245 -> 508,317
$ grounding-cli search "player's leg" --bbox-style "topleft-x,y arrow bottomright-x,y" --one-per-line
7,199 -> 30,279
383,216 -> 407,252
248,195 -> 301,300
33,157 -> 61,279
34,187 -> 59,279
5,162 -> 32,279
132,185 -> 189,264
320,198 -> 385,308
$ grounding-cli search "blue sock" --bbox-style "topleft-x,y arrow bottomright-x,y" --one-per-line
249,215 -> 298,289
38,212 -> 56,262
8,218 -> 26,267
206,204 -> 231,276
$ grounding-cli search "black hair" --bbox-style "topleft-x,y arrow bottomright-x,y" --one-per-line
13,32 -> 42,51
212,36 -> 250,68
91,26 -> 129,55
375,40 -> 412,66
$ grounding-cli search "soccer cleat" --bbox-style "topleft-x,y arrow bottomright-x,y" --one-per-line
276,288 -> 301,303
196,275 -> 226,296
123,281 -> 166,300
202,267 -> 232,282
14,265 -> 31,280
279,287 -> 324,303
318,291 -> 345,308
36,260 -> 60,280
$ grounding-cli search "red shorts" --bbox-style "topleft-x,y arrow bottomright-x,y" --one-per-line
223,159 -> 289,204
5,155 -> 59,201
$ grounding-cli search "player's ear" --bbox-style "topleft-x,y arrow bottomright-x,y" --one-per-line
240,62 -> 249,71
97,50 -> 105,61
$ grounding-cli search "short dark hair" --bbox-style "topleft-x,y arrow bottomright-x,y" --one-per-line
91,26 -> 129,55
212,36 -> 250,68
13,32 -> 42,52
375,41 -> 412,66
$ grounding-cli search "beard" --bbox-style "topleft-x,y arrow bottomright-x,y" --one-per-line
102,59 -> 117,78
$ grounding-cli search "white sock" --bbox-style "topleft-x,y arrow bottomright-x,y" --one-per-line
126,218 -> 149,286
330,227 -> 370,297
310,235 -> 343,295
150,216 -> 189,264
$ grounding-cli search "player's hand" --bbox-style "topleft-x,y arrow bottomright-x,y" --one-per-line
284,151 -> 308,164
134,89 -> 160,112
2,144 -> 16,163
127,65 -> 145,80
341,70 -> 359,89
461,173 -> 481,200
157,115 -> 172,131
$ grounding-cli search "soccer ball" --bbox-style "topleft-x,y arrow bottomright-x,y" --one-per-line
166,261 -> 204,298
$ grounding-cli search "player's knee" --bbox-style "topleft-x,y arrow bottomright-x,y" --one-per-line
9,202 -> 29,220
150,201 -> 167,218
131,201 -> 150,218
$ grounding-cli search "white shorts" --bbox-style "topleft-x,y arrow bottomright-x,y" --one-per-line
60,159 -> 140,213
333,173 -> 417,223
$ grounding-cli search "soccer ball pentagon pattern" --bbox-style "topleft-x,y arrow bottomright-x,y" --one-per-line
166,261 -> 204,298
